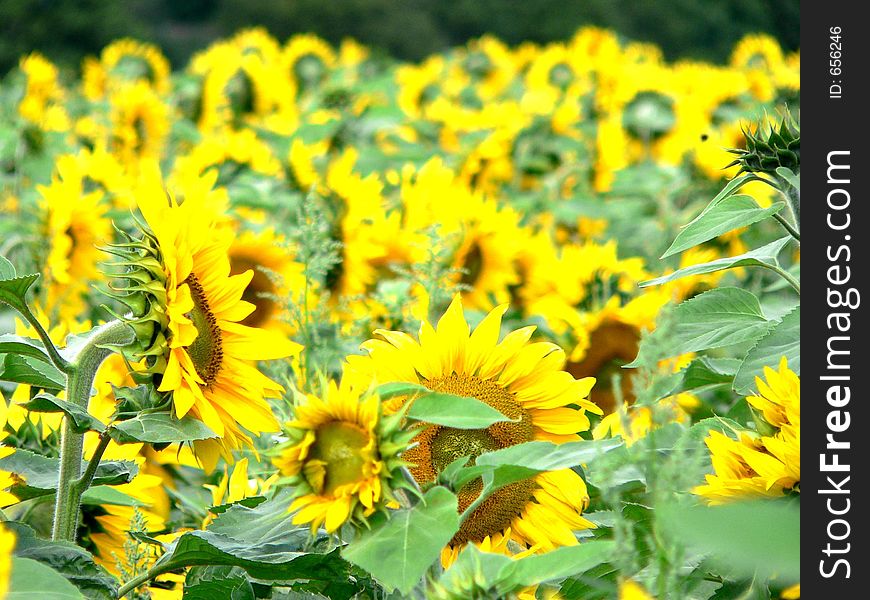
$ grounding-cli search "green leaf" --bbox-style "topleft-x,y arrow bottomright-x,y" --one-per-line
0,260 -> 40,314
373,381 -> 428,400
342,486 -> 460,594
775,167 -> 800,194
7,522 -> 117,599
434,541 -> 614,597
209,495 -> 267,514
733,306 -> 800,394
80,485 -> 147,507
662,196 -> 785,258
658,500 -> 800,581
694,173 -> 763,221
24,393 -> 106,434
455,439 -> 624,508
110,412 -> 218,444
498,541 -> 616,592
406,392 -> 515,429
0,449 -> 137,500
0,333 -> 52,363
374,382 -> 516,428
0,353 -> 65,390
154,493 -> 350,583
628,288 -> 773,367
641,236 -> 792,287
0,254 -> 15,278
7,557 -> 85,599
183,577 -> 255,600
678,357 -> 741,392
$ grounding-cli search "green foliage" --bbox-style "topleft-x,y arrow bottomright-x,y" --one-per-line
733,306 -> 800,393
641,236 -> 793,288
6,521 -> 118,599
6,556 -> 85,599
405,388 -> 516,429
658,500 -> 800,582
630,287 -> 774,366
109,412 -> 218,444
0,448 -> 138,500
342,487 -> 460,594
662,195 -> 785,258
24,392 -> 106,434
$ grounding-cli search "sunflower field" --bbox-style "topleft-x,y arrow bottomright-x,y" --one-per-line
0,26 -> 800,600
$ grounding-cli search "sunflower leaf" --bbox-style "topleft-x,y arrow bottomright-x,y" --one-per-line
661,196 -> 785,258
497,541 -> 616,592
0,256 -> 40,314
6,521 -> 117,599
0,448 -> 138,500
732,306 -> 800,394
150,492 -> 352,584
456,438 -> 624,510
626,287 -> 773,367
678,357 -> 742,393
406,391 -> 516,429
374,381 -> 430,400
0,353 -> 66,390
80,485 -> 147,507
7,557 -> 85,599
24,392 -> 106,434
110,411 -> 218,444
342,486 -> 460,594
0,334 -> 52,363
657,500 -> 800,581
640,236 -> 792,287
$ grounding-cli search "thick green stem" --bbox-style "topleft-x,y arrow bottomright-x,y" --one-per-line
117,560 -> 174,599
773,213 -> 801,242
784,181 -> 800,229
52,320 -> 135,542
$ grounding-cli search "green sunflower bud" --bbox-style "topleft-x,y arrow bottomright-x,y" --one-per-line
726,109 -> 800,177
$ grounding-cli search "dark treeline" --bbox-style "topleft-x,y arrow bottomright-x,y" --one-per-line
1,0 -> 799,75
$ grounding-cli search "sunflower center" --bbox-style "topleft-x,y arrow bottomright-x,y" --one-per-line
408,372 -> 537,546
459,242 -> 484,288
184,274 -> 223,385
230,257 -> 276,328
549,63 -> 574,89
294,55 -> 326,87
567,320 -> 639,414
308,421 -> 370,495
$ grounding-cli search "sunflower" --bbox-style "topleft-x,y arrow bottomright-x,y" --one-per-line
82,38 -> 171,100
346,295 -> 600,565
450,199 -> 524,310
274,376 -> 409,534
37,153 -> 112,319
227,227 -> 305,330
282,34 -> 336,92
191,41 -> 296,134
171,127 -> 284,186
694,357 -> 799,504
109,81 -> 170,166
17,53 -> 70,131
110,164 -> 301,470
730,34 -> 785,102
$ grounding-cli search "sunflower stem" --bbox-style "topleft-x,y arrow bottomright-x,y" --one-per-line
52,319 -> 135,542
772,213 -> 801,242
13,301 -> 73,374
117,564 -> 166,599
